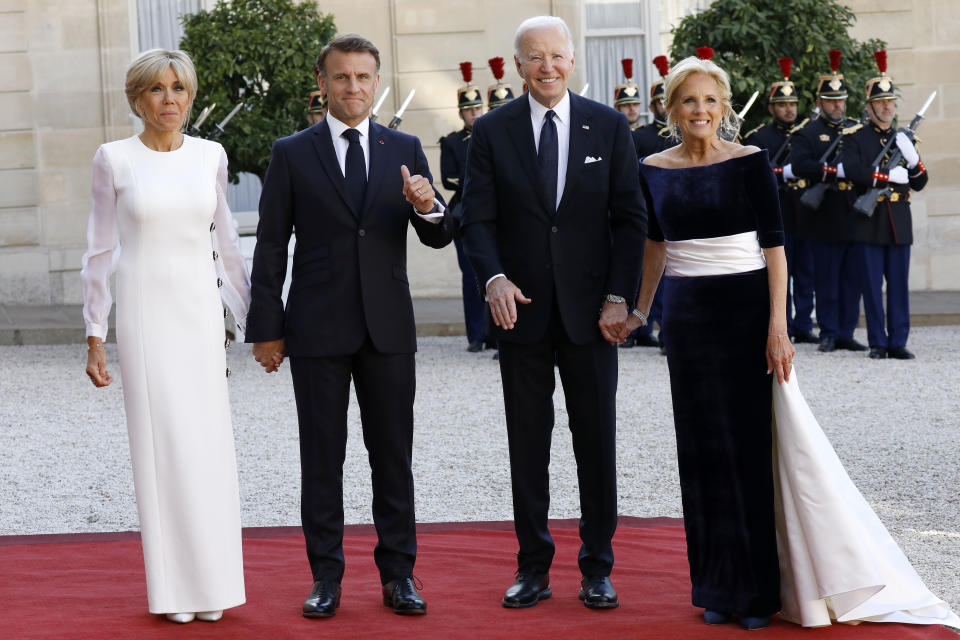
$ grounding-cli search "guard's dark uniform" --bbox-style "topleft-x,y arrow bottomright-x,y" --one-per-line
789,54 -> 862,350
840,54 -> 928,357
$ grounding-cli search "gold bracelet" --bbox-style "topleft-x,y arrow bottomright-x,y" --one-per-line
88,342 -> 104,350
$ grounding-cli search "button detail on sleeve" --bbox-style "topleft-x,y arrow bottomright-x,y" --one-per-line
209,222 -> 216,232
358,229 -> 366,237
212,250 -> 219,261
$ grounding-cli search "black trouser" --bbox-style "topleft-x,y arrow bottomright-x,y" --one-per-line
289,339 -> 417,585
497,306 -> 618,577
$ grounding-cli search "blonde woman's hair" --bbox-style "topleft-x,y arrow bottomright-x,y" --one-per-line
662,55 -> 739,141
125,48 -> 198,126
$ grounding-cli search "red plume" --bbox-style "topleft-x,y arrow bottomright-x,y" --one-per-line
829,49 -> 842,73
313,65 -> 320,77
874,50 -> 887,74
621,58 -> 634,80
653,55 -> 670,78
777,57 -> 793,80
459,61 -> 473,84
696,46 -> 714,61
488,57 -> 505,81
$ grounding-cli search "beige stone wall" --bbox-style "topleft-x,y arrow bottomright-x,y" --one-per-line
0,0 -> 134,304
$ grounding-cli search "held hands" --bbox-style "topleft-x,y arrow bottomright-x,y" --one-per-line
486,276 -> 531,330
401,165 -> 436,213
85,339 -> 113,387
766,333 -> 796,385
253,339 -> 286,373
895,131 -> 920,169
598,301 -> 630,345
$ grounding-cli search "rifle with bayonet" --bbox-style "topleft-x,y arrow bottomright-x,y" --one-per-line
370,86 -> 390,123
388,89 -> 415,129
852,90 -> 936,217
205,102 -> 244,141
770,107 -> 818,166
799,116 -> 865,210
187,103 -> 216,137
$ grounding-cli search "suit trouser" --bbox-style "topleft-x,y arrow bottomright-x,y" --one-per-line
497,306 -> 618,577
784,232 -> 815,335
289,340 -> 417,584
454,236 -> 486,344
811,240 -> 860,340
852,243 -> 911,349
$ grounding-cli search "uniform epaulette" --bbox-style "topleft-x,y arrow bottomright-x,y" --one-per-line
743,124 -> 763,139
634,123 -> 647,129
842,122 -> 863,135
788,117 -> 810,134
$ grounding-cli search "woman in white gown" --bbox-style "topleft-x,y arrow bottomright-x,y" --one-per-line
626,55 -> 959,631
82,49 -> 250,624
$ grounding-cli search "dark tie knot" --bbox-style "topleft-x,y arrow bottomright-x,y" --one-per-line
545,110 -> 556,123
342,128 -> 361,143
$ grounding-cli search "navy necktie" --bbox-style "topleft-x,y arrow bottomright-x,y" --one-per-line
538,109 -> 558,213
342,128 -> 367,211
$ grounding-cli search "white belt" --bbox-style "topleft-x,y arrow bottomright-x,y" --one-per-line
664,231 -> 767,277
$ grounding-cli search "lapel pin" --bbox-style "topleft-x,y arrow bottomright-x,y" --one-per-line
379,139 -> 384,144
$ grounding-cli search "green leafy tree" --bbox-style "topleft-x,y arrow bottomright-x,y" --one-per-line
180,0 -> 335,183
669,0 -> 885,134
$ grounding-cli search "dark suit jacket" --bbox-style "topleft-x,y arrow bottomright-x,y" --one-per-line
460,90 -> 646,345
246,119 -> 452,357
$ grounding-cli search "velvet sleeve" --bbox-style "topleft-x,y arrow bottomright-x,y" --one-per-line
637,167 -> 664,242
744,150 -> 784,248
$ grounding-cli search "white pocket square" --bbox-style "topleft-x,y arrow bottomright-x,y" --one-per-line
584,156 -> 602,164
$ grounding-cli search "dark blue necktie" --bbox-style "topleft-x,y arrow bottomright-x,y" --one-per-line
342,128 -> 367,211
538,109 -> 558,213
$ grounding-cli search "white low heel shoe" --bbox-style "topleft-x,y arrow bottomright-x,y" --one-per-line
196,610 -> 223,622
165,612 -> 195,624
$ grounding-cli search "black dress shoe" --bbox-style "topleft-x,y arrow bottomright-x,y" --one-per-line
382,577 -> 426,615
835,337 -> 868,351
869,347 -> 887,359
578,575 -> 619,609
818,336 -> 836,352
634,334 -> 661,348
303,579 -> 341,618
467,340 -> 483,353
502,572 -> 551,608
888,346 -> 916,360
791,330 -> 819,344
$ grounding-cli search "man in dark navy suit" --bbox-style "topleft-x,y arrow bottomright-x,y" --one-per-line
246,34 -> 451,619
460,15 -> 646,611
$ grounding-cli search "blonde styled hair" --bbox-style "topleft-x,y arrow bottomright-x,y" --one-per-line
662,55 -> 739,141
125,49 -> 198,125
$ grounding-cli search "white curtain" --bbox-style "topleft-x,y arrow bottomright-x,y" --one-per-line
584,36 -> 648,108
137,0 -> 212,51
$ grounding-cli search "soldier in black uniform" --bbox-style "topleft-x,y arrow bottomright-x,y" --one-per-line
613,58 -> 643,130
486,56 -> 515,110
743,57 -> 817,343
789,49 -> 867,353
305,90 -> 326,125
841,51 -> 928,360
440,62 -> 487,352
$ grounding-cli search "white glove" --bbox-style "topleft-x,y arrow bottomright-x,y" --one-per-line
836,162 -> 845,179
895,131 -> 920,168
888,165 -> 909,184
782,163 -> 796,181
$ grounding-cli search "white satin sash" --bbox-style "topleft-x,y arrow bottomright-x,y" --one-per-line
772,367 -> 960,628
664,231 -> 766,277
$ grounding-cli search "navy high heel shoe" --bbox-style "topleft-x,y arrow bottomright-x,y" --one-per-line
739,615 -> 771,630
703,609 -> 732,624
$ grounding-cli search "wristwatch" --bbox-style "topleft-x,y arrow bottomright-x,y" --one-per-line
605,294 -> 626,304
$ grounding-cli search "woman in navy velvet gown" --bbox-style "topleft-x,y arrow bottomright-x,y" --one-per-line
625,56 -> 795,630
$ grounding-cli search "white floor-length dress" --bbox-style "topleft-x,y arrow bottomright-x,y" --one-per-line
773,367 -> 960,629
81,135 -> 249,614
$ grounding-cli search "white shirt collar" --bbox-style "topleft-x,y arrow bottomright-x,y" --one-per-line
326,113 -> 370,140
528,90 -> 570,125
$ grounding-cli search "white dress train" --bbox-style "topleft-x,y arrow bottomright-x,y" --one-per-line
772,367 -> 960,628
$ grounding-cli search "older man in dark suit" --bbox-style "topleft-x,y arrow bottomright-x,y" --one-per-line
460,15 -> 646,611
246,34 -> 451,618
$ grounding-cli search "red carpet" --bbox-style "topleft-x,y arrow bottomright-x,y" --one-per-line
1,518 -> 955,639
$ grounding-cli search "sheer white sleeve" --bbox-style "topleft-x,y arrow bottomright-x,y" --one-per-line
210,144 -> 252,340
80,146 -> 120,340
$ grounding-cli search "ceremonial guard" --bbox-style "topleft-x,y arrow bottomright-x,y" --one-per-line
743,57 -> 817,343
622,56 -> 671,349
440,62 -> 488,352
305,90 -> 326,125
613,58 -> 643,129
487,57 -> 515,110
841,51 -> 928,360
789,49 -> 866,353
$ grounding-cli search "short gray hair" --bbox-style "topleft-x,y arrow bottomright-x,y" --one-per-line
513,16 -> 575,58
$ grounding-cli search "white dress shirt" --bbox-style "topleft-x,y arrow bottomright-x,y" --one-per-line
325,113 -> 442,221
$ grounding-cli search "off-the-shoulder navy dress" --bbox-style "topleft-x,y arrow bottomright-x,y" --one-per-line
639,150 -> 784,617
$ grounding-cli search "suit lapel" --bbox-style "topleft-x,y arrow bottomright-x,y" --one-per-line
310,120 -> 358,219
558,92 -> 587,215
505,99 -> 552,220
362,121 -> 388,221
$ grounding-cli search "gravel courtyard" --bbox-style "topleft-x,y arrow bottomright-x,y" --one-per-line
1,326 -> 957,613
